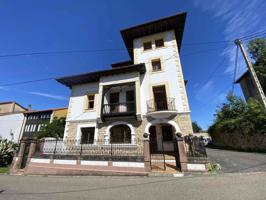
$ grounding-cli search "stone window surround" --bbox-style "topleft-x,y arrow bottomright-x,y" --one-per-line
144,119 -> 181,136
75,123 -> 98,145
104,121 -> 136,145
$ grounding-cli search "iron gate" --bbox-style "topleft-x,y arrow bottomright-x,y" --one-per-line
149,138 -> 180,171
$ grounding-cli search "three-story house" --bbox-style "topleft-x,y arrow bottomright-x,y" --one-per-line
57,12 -> 193,171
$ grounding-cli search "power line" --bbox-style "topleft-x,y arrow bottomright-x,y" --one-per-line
0,30 -> 265,59
197,57 -> 227,89
0,77 -> 54,87
239,29 -> 266,40
181,44 -> 233,57
0,30 -> 264,88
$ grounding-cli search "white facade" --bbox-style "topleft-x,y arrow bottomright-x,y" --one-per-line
134,30 -> 190,115
0,113 -> 25,142
63,29 -> 192,140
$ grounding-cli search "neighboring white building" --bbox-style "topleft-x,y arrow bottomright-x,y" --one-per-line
57,13 -> 193,167
0,102 -> 27,142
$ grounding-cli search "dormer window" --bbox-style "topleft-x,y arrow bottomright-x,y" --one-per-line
151,59 -> 162,72
143,41 -> 152,50
155,38 -> 164,48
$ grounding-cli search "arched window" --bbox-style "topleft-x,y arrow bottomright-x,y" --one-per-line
110,125 -> 131,144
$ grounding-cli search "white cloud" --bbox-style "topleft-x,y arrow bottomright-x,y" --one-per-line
193,0 -> 266,77
0,86 -> 8,91
28,92 -> 68,100
195,80 -> 229,105
195,80 -> 213,101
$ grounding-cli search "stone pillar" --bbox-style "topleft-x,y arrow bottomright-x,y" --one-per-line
96,84 -> 103,123
135,77 -> 142,121
176,137 -> 188,172
12,140 -> 27,169
143,137 -> 151,172
26,140 -> 37,164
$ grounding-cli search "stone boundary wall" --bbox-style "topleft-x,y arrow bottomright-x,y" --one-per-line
211,132 -> 266,152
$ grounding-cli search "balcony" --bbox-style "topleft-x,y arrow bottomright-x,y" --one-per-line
102,102 -> 136,118
146,97 -> 177,119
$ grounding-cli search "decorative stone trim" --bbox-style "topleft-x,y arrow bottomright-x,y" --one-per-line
53,159 -> 77,165
80,161 -> 108,166
104,121 -> 136,144
187,163 -> 206,171
112,161 -> 144,168
31,158 -> 50,164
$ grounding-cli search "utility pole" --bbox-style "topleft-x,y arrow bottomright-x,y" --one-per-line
235,39 -> 266,109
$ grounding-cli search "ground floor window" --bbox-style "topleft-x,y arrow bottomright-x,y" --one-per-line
110,124 -> 131,144
81,127 -> 95,144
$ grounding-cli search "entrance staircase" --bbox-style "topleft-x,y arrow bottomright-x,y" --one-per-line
150,153 -> 179,174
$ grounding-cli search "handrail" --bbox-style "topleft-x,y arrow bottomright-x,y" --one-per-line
146,97 -> 176,113
102,101 -> 136,115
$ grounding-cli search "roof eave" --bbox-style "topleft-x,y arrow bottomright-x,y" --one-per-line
56,63 -> 146,88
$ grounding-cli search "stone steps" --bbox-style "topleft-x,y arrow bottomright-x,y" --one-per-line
150,153 -> 179,174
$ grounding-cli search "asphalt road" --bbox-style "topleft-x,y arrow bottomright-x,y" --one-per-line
0,173 -> 266,200
206,148 -> 266,173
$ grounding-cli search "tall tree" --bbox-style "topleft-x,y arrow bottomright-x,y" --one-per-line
192,121 -> 202,133
248,38 -> 266,93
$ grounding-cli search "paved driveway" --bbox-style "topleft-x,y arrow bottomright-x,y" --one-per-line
0,173 -> 266,200
206,148 -> 266,173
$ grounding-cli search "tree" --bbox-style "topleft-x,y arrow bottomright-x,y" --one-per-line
36,117 -> 66,139
208,94 -> 266,136
248,38 -> 266,93
192,121 -> 202,133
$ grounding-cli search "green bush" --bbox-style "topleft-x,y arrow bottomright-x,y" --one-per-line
36,117 -> 66,139
0,139 -> 17,167
209,94 -> 266,137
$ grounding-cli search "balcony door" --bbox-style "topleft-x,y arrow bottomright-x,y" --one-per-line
153,86 -> 167,111
110,92 -> 119,113
126,90 -> 135,112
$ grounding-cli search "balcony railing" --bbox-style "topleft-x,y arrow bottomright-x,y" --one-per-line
102,102 -> 136,117
146,97 -> 176,113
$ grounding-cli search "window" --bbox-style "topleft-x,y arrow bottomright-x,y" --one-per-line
110,125 -> 131,144
37,124 -> 42,132
25,125 -> 29,132
155,38 -> 164,48
143,41 -> 152,50
81,127 -> 95,144
31,124 -> 36,132
151,59 -> 162,72
87,94 -> 95,110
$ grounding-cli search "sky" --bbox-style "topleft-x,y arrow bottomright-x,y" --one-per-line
0,0 -> 266,129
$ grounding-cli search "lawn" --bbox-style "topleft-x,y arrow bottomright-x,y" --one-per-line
0,167 -> 9,174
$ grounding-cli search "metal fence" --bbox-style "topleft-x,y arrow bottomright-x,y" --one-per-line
34,138 -> 144,159
184,136 -> 207,161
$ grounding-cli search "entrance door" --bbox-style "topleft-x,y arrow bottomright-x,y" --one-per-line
153,86 -> 167,111
109,92 -> 119,113
149,126 -> 157,153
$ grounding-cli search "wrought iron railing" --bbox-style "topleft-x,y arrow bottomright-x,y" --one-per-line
146,97 -> 176,113
34,138 -> 143,159
184,136 -> 207,161
102,102 -> 135,116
